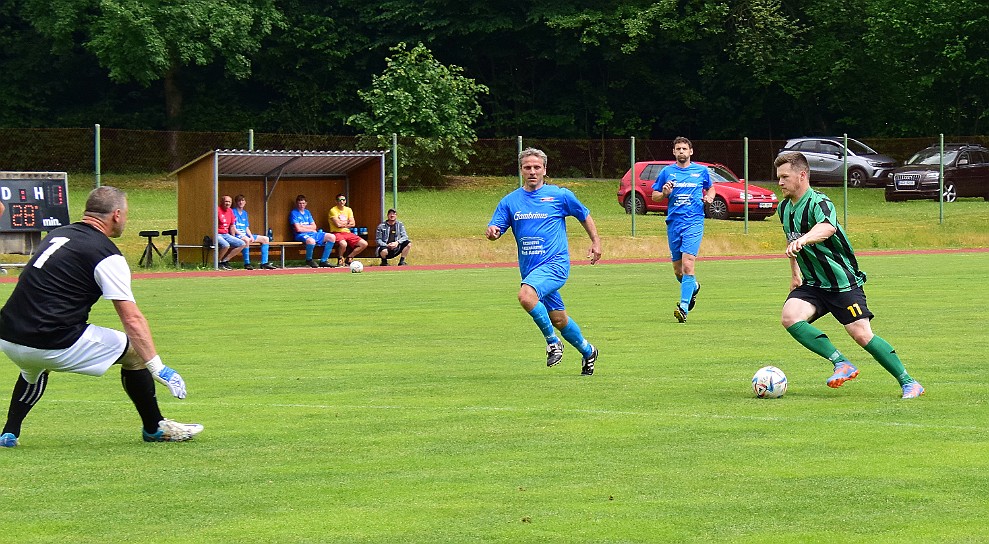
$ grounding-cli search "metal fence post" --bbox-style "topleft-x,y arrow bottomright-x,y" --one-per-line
517,136 -> 523,188
939,133 -> 944,224
630,136 -> 636,236
94,124 -> 101,188
392,133 -> 399,211
743,137 -> 749,233
842,133 -> 848,227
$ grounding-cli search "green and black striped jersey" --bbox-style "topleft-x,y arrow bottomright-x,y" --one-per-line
779,190 -> 866,292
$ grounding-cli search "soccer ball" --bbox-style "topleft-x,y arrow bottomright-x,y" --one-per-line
752,366 -> 787,398
349,261 -> 364,273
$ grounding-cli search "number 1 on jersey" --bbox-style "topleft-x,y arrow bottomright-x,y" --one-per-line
33,236 -> 70,269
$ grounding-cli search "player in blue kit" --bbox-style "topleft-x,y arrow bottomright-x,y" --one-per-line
232,194 -> 276,270
486,148 -> 602,375
651,137 -> 715,323
290,194 -> 337,268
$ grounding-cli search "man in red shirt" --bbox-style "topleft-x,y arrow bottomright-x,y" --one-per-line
216,195 -> 245,270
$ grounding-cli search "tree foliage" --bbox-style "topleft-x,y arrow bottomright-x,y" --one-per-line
349,42 -> 488,185
2,0 -> 987,139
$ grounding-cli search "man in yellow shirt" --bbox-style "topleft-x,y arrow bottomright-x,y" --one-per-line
328,194 -> 368,266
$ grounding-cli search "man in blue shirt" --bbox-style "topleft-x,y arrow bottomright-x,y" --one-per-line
651,137 -> 715,323
232,194 -> 276,270
486,148 -> 602,375
290,194 -> 337,268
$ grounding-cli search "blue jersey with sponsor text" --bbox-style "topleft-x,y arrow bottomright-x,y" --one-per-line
488,184 -> 589,278
233,208 -> 250,235
651,162 -> 712,223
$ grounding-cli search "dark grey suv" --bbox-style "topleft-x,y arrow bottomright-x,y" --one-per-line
885,143 -> 989,202
777,137 -> 897,187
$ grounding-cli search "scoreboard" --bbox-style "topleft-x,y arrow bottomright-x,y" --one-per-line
0,172 -> 71,232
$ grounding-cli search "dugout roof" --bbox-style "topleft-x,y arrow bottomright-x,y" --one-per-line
171,149 -> 385,178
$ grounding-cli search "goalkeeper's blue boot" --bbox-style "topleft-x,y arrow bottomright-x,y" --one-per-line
143,419 -> 204,442
901,381 -> 925,399
826,362 -> 859,388
0,432 -> 18,447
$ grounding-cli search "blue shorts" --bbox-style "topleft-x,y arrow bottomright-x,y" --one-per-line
522,263 -> 568,311
295,230 -> 328,246
666,218 -> 704,261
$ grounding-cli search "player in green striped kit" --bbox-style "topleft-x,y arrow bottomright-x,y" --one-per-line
774,152 -> 923,399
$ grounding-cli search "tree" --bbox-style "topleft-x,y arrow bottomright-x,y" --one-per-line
349,42 -> 488,185
21,0 -> 282,133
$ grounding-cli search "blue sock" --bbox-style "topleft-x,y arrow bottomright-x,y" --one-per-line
241,245 -> 250,265
305,244 -> 315,260
560,318 -> 593,357
527,302 -> 560,344
260,243 -> 269,264
679,274 -> 696,312
321,243 -> 334,261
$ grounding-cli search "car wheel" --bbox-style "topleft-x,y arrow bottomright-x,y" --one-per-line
624,193 -> 646,215
943,183 -> 957,202
847,167 -> 867,188
706,196 -> 729,220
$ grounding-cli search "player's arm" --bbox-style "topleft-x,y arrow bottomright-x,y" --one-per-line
294,219 -> 316,233
702,185 -> 716,204
579,214 -> 602,264
788,257 -> 802,291
485,225 -> 502,240
329,213 -> 347,228
651,173 -> 668,202
113,300 -> 157,362
113,299 -> 188,399
785,221 -> 836,257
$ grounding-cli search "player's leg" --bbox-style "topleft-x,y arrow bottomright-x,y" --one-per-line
334,238 -> 348,266
1,370 -> 49,445
840,293 -> 922,397
320,233 -> 336,264
378,247 -> 390,265
256,235 -> 273,268
782,288 -> 857,388
117,342 -> 203,441
398,240 -> 411,265
676,220 -> 704,317
240,237 -> 252,267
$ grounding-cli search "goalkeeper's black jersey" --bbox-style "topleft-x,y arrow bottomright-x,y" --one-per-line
779,190 -> 866,292
0,222 -> 131,349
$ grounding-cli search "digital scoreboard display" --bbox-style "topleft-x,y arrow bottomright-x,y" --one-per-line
0,172 -> 71,232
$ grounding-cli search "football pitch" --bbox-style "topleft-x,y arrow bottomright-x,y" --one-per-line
1,252 -> 987,543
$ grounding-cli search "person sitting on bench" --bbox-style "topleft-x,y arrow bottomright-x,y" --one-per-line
232,194 -> 276,270
328,194 -> 368,266
290,194 -> 336,268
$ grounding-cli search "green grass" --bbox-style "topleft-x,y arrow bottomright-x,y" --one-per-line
2,253 -> 987,542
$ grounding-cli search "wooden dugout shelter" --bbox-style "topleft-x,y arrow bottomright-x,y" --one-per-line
171,149 -> 387,267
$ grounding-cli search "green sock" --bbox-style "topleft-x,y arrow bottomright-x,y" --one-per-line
863,335 -> 912,385
786,321 -> 847,365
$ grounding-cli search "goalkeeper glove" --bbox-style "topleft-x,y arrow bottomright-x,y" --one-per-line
145,355 -> 187,399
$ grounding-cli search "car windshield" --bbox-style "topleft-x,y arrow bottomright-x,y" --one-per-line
906,148 -> 960,165
846,139 -> 878,155
707,166 -> 738,183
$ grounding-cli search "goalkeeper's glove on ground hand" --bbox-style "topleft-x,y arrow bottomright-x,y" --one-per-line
145,356 -> 187,399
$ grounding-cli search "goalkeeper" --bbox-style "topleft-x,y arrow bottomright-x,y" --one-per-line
0,186 -> 203,447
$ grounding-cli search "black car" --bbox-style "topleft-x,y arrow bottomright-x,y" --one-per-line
885,143 -> 989,202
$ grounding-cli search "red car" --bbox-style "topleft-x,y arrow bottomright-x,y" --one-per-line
617,161 -> 779,220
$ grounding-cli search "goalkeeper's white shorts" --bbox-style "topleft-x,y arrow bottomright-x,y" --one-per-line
0,324 -> 127,384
